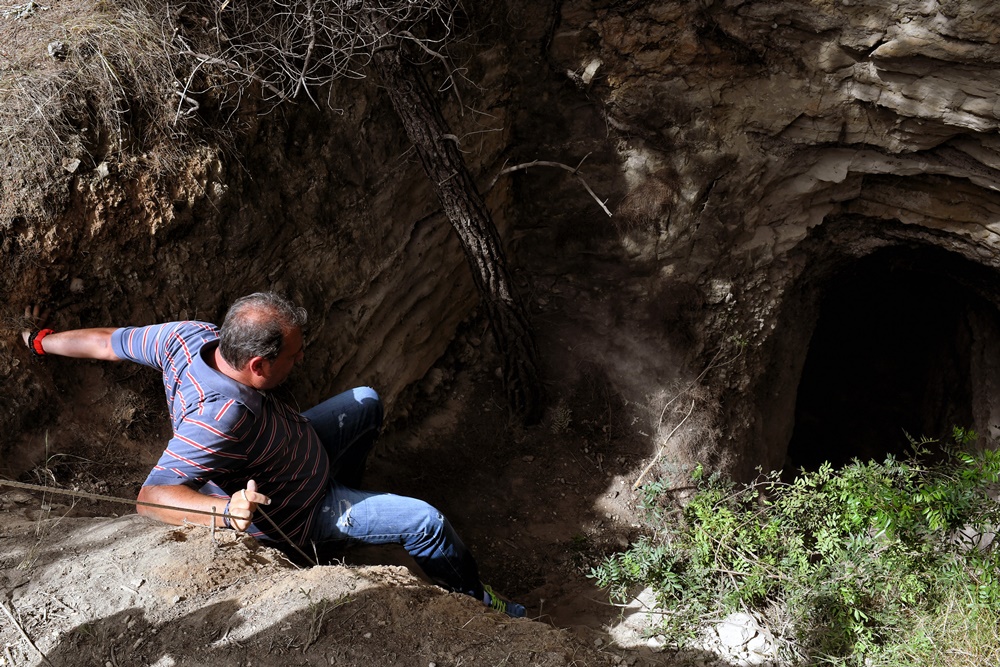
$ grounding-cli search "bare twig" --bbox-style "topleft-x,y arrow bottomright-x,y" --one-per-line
293,0 -> 318,104
179,50 -> 288,100
634,399 -> 696,490
485,156 -> 612,217
174,58 -> 207,124
0,599 -> 56,667
657,341 -> 745,428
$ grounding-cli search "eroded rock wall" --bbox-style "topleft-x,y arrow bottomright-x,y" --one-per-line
507,0 -> 1000,478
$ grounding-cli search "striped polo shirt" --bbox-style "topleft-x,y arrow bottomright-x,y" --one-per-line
112,321 -> 330,545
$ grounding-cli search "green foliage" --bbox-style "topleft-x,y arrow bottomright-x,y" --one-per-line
590,429 -> 1000,665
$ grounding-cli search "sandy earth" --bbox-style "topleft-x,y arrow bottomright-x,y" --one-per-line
0,509 -> 626,667
0,332 -> 677,667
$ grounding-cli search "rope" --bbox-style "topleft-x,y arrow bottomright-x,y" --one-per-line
0,477 -> 317,566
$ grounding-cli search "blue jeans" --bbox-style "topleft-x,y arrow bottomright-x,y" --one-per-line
303,387 -> 483,600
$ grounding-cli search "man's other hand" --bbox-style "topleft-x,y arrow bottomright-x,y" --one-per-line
21,305 -> 48,347
228,479 -> 272,532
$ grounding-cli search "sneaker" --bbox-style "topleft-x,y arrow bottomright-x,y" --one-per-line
483,584 -> 526,618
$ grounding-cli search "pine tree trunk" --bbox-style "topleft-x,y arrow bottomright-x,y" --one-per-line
372,47 -> 543,423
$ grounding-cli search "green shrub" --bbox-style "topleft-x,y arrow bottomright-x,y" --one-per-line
590,429 -> 1000,665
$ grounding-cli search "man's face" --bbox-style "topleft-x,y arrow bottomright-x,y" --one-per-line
258,327 -> 304,389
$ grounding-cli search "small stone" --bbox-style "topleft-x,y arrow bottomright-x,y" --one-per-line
522,455 -> 534,463
746,633 -> 770,654
363,632 -> 372,639
716,612 -> 757,648
581,58 -> 602,85
95,162 -> 110,180
62,158 -> 81,173
594,638 -> 603,647
646,635 -> 667,650
47,40 -> 66,60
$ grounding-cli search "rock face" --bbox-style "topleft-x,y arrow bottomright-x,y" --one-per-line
523,0 -> 1000,478
4,0 -> 1000,478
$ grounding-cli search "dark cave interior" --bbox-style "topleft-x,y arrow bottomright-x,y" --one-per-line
787,246 -> 995,471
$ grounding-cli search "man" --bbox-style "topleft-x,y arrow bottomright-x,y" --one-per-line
22,293 -> 524,617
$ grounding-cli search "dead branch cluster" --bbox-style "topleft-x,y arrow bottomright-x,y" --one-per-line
185,0 -> 458,103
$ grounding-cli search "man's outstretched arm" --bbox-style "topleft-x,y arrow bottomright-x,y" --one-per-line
21,306 -> 120,361
27,327 -> 121,360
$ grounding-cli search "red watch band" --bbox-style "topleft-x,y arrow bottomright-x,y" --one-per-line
31,328 -> 54,356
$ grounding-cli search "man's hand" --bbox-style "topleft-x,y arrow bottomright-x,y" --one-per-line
21,305 -> 48,347
137,482 -> 269,529
227,479 -> 272,532
18,304 -> 120,360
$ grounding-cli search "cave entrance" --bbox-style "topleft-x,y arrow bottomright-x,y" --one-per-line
787,247 -> 996,471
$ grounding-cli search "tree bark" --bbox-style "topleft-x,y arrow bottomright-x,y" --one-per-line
372,47 -> 543,423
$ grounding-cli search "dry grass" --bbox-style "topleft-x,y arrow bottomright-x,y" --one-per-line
900,590 -> 1000,667
614,166 -> 678,234
0,0 -> 237,224
0,0 -> 460,226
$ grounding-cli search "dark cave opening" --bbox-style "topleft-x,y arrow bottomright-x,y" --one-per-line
787,248 -> 984,471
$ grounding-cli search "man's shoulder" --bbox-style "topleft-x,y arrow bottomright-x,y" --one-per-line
177,394 -> 254,440
165,321 -> 220,342
113,321 -> 218,357
168,321 -> 220,356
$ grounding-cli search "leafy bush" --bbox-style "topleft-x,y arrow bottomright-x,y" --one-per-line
591,429 -> 1000,665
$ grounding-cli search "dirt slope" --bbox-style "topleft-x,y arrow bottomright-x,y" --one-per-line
0,508 -> 624,667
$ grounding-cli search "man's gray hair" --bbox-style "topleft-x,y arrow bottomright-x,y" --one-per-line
219,292 -> 308,370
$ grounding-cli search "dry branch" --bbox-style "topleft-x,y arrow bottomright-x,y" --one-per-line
486,157 -> 612,217
179,50 -> 289,101
188,0 -> 459,101
634,399 -> 696,490
0,599 -> 55,667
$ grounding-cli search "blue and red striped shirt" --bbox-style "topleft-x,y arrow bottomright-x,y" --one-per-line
112,321 -> 329,545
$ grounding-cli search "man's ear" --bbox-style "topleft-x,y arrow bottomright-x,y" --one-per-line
248,356 -> 268,377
